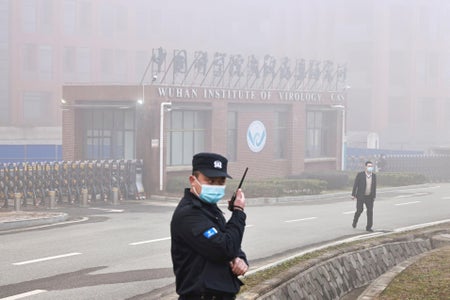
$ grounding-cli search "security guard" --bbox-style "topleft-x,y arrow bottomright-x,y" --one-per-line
171,152 -> 248,300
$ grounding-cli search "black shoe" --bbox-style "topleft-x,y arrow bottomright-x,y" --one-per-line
366,228 -> 373,232
352,221 -> 357,228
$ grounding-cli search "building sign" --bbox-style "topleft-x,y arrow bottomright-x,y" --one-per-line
143,47 -> 347,92
247,121 -> 267,153
156,86 -> 345,104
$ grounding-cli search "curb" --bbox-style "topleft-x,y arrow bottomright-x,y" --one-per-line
0,212 -> 69,231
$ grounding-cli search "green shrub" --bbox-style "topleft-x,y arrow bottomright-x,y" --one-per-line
377,172 -> 428,186
240,179 -> 326,197
165,172 -> 426,198
288,171 -> 349,190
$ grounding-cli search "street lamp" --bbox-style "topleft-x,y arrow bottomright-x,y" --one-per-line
331,104 -> 346,171
160,102 -> 172,191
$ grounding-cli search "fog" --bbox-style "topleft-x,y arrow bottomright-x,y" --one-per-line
4,0 -> 450,153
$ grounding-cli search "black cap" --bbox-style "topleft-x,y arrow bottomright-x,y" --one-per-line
192,152 -> 232,179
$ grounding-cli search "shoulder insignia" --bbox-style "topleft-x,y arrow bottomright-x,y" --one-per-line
203,227 -> 218,239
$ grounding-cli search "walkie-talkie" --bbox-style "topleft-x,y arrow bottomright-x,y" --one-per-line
228,167 -> 248,211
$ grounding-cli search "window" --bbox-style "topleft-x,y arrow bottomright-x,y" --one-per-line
22,44 -> 52,80
418,98 -> 436,126
63,0 -> 76,34
79,1 -> 92,35
305,110 -> 333,158
388,96 -> 410,126
83,109 -> 135,160
38,45 -> 52,80
100,49 -> 114,82
167,110 -> 208,166
417,53 -> 438,87
23,91 -> 52,125
389,51 -> 409,87
22,0 -> 37,33
23,44 -> 37,77
227,111 -> 237,161
275,111 -> 288,159
77,47 -> 91,82
40,0 -> 53,33
100,3 -> 114,38
63,0 -> 92,35
63,46 -> 76,81
419,7 -> 438,42
389,5 -> 412,46
63,47 -> 91,82
116,50 -> 127,82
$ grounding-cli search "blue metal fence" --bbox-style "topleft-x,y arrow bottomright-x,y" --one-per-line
0,145 -> 62,164
346,147 -> 450,182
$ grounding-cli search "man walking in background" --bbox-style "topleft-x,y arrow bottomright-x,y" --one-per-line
351,160 -> 377,232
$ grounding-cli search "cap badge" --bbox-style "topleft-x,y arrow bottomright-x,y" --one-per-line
213,160 -> 222,169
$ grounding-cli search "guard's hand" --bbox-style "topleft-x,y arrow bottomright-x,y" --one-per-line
232,189 -> 245,210
229,257 -> 248,276
351,196 -> 355,200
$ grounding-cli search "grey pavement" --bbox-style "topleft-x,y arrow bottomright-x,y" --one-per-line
1,186 -> 446,300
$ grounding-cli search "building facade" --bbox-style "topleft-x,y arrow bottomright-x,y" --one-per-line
3,0 -> 450,163
62,83 -> 346,194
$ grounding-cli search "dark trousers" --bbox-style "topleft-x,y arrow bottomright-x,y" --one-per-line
353,196 -> 374,230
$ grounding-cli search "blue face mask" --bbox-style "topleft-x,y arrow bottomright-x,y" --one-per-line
194,178 -> 226,204
367,166 -> 374,173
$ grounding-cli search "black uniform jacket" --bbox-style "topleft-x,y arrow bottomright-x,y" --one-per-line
170,188 -> 247,296
352,171 -> 377,199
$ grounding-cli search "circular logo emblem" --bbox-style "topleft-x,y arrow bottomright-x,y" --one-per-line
247,120 -> 267,153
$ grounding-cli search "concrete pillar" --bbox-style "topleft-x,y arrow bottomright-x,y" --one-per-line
81,188 -> 89,207
14,193 -> 22,211
112,187 -> 119,206
48,191 -> 56,209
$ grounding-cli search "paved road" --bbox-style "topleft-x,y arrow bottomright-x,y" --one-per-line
0,183 -> 449,299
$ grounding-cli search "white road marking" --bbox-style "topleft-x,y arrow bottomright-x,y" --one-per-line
89,207 -> 124,213
129,226 -> 255,246
394,201 -> 421,206
397,185 -> 440,193
13,252 -> 82,266
394,192 -> 428,198
129,237 -> 171,246
129,225 -> 255,246
442,196 -> 450,200
0,290 -> 47,300
285,217 -> 317,223
343,210 -> 356,215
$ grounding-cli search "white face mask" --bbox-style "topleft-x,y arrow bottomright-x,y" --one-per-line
366,166 -> 374,173
193,177 -> 226,204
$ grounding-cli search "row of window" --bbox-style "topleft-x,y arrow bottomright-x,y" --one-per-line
22,44 -> 146,83
81,108 -> 333,164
